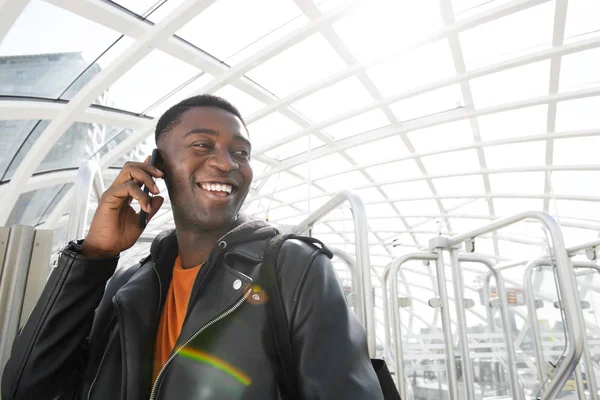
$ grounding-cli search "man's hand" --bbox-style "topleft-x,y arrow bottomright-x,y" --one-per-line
81,156 -> 165,258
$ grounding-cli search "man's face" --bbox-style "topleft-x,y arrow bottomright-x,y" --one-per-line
158,106 -> 253,230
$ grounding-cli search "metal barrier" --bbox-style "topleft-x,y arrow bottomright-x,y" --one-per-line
384,211 -> 583,400
293,190 -> 376,357
523,258 -> 599,400
383,252 -> 522,400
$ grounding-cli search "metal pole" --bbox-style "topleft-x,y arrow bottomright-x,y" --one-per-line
435,249 -> 459,400
293,190 -> 376,357
387,252 -> 439,397
447,211 -> 584,400
449,249 -> 476,400
67,160 -> 104,240
466,256 -> 523,400
0,226 -> 35,371
524,261 -> 552,392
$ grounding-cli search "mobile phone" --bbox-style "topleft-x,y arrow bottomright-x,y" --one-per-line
139,149 -> 161,229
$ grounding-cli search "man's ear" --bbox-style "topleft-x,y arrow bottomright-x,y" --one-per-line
154,149 -> 165,171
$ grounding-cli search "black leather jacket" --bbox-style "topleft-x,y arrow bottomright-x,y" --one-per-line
2,216 -> 383,399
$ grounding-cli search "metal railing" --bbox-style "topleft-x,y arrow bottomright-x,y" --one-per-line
383,252 -> 523,400
293,190 -> 376,357
523,258 -> 600,400
67,160 -> 104,240
383,211 -> 584,400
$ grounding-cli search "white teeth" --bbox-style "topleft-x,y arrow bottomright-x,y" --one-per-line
201,182 -> 233,193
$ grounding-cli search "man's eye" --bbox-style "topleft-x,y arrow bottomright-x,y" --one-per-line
192,142 -> 211,149
234,149 -> 250,158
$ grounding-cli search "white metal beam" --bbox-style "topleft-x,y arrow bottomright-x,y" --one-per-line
0,0 -> 29,44
0,99 -> 150,130
254,35 -> 600,157
255,86 -> 600,180
0,0 -> 218,225
246,0 -> 552,124
543,0 -> 568,212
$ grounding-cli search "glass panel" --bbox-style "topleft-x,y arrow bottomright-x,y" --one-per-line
245,33 -> 346,97
381,181 -> 432,199
0,120 -> 42,181
247,113 -> 303,150
111,135 -> 155,167
367,40 -> 455,97
483,141 -> 545,168
4,121 -> 134,179
493,198 -> 543,216
344,135 -> 409,164
103,49 -> 199,114
477,105 -> 548,141
263,134 -> 325,161
145,73 -> 214,118
39,183 -> 74,224
451,0 -> 512,18
555,96 -> 600,131
332,0 -> 443,62
365,203 -> 396,218
551,171 -> 600,197
365,159 -> 422,181
445,198 -> 489,214
459,1 -> 554,69
0,0 -> 124,98
560,47 -> 600,92
552,200 -> 600,222
290,77 -> 374,122
489,171 -> 545,194
353,187 -> 386,203
408,119 -> 473,153
553,136 -> 600,165
470,60 -> 550,108
323,109 -> 390,140
390,85 -> 464,122
304,153 -> 353,180
92,126 -> 136,161
432,175 -> 486,195
564,0 -> 600,41
111,0 -> 163,17
176,0 -> 303,61
420,148 -> 480,174
315,171 -> 370,192
6,184 -> 67,226
213,85 -> 265,118
394,199 -> 440,215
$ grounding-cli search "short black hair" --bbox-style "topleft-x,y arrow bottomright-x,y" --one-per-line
155,94 -> 247,143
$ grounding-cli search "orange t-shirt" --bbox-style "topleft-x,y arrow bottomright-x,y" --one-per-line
152,255 -> 201,381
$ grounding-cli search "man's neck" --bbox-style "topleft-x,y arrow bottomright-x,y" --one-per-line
174,224 -> 231,269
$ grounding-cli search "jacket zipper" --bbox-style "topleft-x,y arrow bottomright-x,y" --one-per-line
86,330 -> 113,400
149,288 -> 252,400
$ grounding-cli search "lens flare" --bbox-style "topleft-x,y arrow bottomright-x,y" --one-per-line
178,348 -> 252,386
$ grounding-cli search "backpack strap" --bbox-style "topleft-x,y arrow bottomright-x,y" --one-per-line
260,233 -> 299,400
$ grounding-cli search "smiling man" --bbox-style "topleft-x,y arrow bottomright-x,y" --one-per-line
1,95 -> 383,400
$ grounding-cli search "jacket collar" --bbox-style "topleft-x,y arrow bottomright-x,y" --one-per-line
149,213 -> 278,264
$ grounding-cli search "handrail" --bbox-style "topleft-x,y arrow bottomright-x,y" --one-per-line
67,160 -> 104,240
383,251 -> 522,400
446,211 -> 584,400
384,252 -> 438,399
457,253 -> 523,400
524,259 -> 599,400
293,190 -> 375,357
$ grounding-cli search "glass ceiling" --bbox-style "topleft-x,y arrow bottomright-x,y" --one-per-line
1,0 -> 600,355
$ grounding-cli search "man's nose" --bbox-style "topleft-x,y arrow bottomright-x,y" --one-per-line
207,148 -> 239,171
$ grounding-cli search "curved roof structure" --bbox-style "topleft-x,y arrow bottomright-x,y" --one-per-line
1,0 -> 600,389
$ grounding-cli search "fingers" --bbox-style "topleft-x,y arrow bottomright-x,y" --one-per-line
111,160 -> 163,194
106,181 -> 154,213
144,196 -> 165,224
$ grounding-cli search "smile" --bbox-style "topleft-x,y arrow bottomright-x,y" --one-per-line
197,181 -> 239,197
